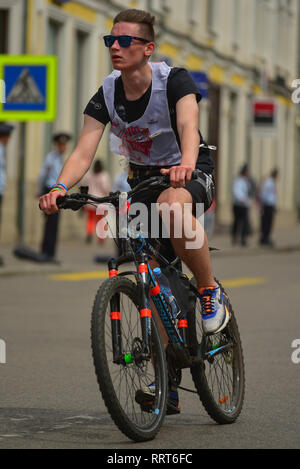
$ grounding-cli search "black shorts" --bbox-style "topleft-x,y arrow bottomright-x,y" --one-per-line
127,164 -> 215,262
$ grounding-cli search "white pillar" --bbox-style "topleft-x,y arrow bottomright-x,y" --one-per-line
218,86 -> 231,223
234,90 -> 248,172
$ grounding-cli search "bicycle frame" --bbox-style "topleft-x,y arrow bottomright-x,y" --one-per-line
56,172 -> 205,368
107,231 -> 195,369
56,171 -> 245,435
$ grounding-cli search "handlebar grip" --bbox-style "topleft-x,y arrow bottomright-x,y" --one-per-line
56,195 -> 66,208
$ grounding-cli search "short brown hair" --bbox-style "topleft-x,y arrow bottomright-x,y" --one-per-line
113,9 -> 155,42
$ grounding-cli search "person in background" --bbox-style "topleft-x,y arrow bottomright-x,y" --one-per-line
112,168 -> 131,193
0,123 -> 14,266
259,168 -> 279,247
81,159 -> 111,243
39,132 -> 72,262
231,164 -> 251,247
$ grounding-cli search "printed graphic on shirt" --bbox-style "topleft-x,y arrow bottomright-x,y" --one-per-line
116,125 -> 153,158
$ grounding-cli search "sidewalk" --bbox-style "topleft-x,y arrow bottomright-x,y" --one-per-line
0,224 -> 299,277
0,238 -> 118,278
208,223 -> 300,257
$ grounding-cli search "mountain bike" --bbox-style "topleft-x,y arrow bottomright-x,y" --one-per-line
57,171 -> 245,442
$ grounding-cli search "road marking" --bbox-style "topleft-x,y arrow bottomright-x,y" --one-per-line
221,277 -> 267,288
50,271 -> 109,281
50,271 -> 267,288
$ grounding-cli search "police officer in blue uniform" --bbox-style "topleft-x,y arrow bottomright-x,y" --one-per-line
0,123 -> 14,266
39,132 -> 72,262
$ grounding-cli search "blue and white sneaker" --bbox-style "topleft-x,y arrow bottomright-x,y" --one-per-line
198,285 -> 230,335
137,382 -> 156,400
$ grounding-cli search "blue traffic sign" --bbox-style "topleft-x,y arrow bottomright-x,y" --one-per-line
0,55 -> 57,121
3,65 -> 47,111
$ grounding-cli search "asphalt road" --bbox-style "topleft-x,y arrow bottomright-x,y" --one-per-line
0,249 -> 299,450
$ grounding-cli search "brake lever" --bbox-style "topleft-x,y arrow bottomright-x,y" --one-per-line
148,176 -> 168,188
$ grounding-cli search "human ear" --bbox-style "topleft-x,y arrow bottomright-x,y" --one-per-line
144,42 -> 155,58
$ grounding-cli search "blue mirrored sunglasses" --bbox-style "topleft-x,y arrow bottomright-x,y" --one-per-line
103,35 -> 150,48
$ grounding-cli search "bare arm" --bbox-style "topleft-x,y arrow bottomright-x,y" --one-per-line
176,93 -> 200,169
39,115 -> 105,214
161,94 -> 200,187
57,115 -> 106,190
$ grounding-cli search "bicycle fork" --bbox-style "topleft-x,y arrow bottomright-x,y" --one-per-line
108,260 -> 123,364
137,254 -> 152,359
108,256 -> 153,365
107,254 -> 192,369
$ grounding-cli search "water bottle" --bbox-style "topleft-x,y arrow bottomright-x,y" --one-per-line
153,267 -> 178,319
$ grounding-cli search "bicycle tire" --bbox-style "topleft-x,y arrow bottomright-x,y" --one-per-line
188,278 -> 245,424
91,276 -> 168,442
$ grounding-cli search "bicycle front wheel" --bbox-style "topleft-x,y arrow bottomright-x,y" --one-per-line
91,276 -> 168,442
188,278 -> 245,424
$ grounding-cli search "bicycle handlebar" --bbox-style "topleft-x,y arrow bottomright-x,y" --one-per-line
55,169 -> 201,212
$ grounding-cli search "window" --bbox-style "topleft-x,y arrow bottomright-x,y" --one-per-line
0,9 -> 9,53
207,0 -> 217,36
254,0 -> 264,58
44,19 -> 62,155
227,91 -> 237,194
148,0 -> 164,14
187,0 -> 196,24
73,30 -> 89,141
298,0 -> 300,77
232,0 -> 240,51
47,20 -> 61,55
297,128 -> 300,220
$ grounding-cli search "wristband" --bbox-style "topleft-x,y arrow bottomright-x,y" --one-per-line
54,182 -> 68,192
49,187 -> 64,193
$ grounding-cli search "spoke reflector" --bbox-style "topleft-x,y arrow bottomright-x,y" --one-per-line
219,396 -> 229,405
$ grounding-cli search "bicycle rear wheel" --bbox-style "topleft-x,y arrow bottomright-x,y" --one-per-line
188,278 -> 245,424
91,276 -> 168,442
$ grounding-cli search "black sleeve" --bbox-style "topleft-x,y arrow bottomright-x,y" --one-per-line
167,67 -> 202,108
83,86 -> 110,125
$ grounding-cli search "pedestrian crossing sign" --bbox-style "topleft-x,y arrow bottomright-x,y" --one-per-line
0,55 -> 57,121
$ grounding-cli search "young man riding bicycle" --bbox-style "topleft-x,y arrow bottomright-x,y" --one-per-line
39,8 -> 229,416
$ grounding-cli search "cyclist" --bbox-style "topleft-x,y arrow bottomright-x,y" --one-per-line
39,8 -> 229,415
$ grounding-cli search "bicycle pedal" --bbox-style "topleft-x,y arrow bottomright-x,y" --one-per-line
140,402 -> 154,413
135,389 -> 155,405
135,394 -> 157,415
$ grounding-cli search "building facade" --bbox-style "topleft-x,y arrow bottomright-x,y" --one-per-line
0,0 -> 299,244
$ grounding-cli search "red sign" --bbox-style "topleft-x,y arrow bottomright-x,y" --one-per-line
252,99 -> 277,128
